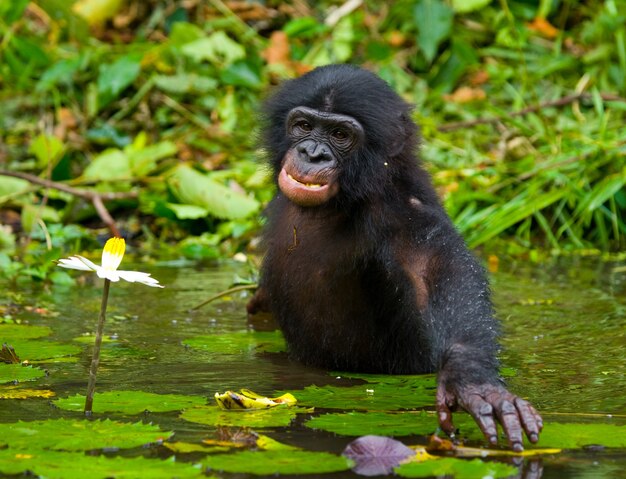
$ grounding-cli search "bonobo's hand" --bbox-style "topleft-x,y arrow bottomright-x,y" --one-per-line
436,380 -> 543,452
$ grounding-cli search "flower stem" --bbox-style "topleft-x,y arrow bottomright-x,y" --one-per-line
84,278 -> 111,416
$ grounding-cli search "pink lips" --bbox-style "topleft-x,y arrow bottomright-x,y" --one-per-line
278,168 -> 334,207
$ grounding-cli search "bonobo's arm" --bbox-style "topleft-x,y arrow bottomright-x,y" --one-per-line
418,245 -> 542,451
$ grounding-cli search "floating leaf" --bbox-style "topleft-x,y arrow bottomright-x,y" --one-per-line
0,450 -> 202,478
163,442 -> 230,454
0,324 -> 52,340
536,423 -> 626,449
0,387 -> 55,399
306,411 -> 436,437
54,391 -> 207,414
183,330 -> 286,356
0,364 -> 46,384
0,419 -> 171,451
8,340 -> 80,362
180,405 -> 301,428
214,389 -> 296,410
343,435 -> 418,476
203,450 -> 352,475
168,165 -> 260,220
293,382 -> 433,410
395,457 -> 517,478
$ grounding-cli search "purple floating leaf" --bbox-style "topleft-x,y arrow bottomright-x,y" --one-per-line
343,435 -> 415,476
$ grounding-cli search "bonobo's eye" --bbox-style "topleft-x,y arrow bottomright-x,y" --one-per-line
293,120 -> 313,133
331,128 -> 348,141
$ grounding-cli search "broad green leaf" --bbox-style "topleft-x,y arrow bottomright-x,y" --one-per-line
395,457 -> 517,478
182,330 -> 286,356
293,382 -> 434,410
167,203 -> 209,220
203,450 -> 352,475
164,442 -> 229,454
414,0 -> 454,63
154,73 -> 218,93
168,22 -> 205,46
126,137 -> 177,177
181,31 -> 245,66
180,405 -> 301,428
168,165 -> 260,220
83,149 -> 131,180
0,0 -> 29,23
0,450 -> 202,478
537,423 -> 626,449
306,411 -> 436,436
451,0 -> 492,13
0,324 -> 52,340
54,391 -> 207,414
0,177 -> 29,197
8,340 -> 81,362
0,419 -> 171,451
36,57 -> 82,91
0,364 -> 46,384
29,134 -> 65,168
97,54 -> 142,107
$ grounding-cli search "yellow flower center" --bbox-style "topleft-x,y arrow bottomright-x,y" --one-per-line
102,237 -> 125,271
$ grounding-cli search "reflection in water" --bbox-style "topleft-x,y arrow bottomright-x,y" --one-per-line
0,256 -> 625,478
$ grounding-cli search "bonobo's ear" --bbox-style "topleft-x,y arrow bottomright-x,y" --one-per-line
388,112 -> 413,157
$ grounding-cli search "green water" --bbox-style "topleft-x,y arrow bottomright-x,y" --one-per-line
1,256 -> 625,478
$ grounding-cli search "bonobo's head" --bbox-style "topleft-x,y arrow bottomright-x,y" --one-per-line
262,65 -> 417,208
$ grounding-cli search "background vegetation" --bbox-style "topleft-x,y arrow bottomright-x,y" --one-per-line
1,0 -> 625,283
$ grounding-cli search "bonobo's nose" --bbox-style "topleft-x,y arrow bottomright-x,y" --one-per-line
297,141 -> 332,163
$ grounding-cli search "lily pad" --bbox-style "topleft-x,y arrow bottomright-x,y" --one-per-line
164,442 -> 230,454
0,324 -> 52,340
9,340 -> 80,362
183,330 -> 286,356
306,411 -> 436,437
0,419 -> 171,451
537,423 -> 626,449
333,372 -> 437,388
180,405 -> 301,428
54,391 -> 207,414
293,383 -> 433,410
0,387 -> 55,399
395,457 -> 517,478
203,450 -> 352,475
0,450 -> 203,478
0,364 -> 46,384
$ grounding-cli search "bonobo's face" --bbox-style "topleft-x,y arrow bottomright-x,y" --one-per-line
278,106 -> 363,207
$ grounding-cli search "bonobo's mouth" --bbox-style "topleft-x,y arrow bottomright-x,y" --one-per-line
278,167 -> 338,207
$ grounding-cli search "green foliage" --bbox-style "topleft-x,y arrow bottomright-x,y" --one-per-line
0,364 -> 46,384
306,411 -> 436,436
395,457 -> 517,479
54,391 -> 207,414
0,0 -> 625,270
0,450 -> 203,478
293,382 -> 434,410
0,419 -> 171,451
202,450 -> 352,475
182,330 -> 286,356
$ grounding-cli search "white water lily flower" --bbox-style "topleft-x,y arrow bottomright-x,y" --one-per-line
58,237 -> 163,288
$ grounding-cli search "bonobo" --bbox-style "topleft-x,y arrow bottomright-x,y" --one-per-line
247,64 -> 542,451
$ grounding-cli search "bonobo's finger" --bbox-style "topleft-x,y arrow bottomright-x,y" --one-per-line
435,385 -> 455,436
514,397 -> 542,443
465,396 -> 499,445
495,399 -> 524,452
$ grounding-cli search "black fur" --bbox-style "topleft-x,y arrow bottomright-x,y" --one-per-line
257,64 -> 500,385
